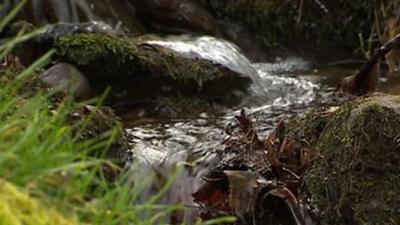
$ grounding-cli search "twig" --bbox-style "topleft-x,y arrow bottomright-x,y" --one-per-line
313,0 -> 329,14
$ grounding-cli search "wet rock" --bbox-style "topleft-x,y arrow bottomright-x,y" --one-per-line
287,94 -> 400,224
139,35 -> 268,99
128,0 -> 220,35
0,179 -> 77,225
68,105 -> 131,169
39,63 -> 93,100
51,32 -> 251,102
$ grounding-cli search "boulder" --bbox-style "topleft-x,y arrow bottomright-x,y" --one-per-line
51,32 -> 251,102
287,94 -> 400,224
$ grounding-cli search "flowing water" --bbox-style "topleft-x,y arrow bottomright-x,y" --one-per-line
124,37 -> 324,224
7,1 -> 400,223
146,36 -> 319,106
128,36 -> 321,169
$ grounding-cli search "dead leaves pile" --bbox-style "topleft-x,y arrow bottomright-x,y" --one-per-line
193,110 -> 321,225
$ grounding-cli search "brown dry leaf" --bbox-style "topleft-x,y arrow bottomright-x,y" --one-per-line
223,170 -> 262,219
278,138 -> 301,170
192,181 -> 230,211
194,111 -> 320,223
264,121 -> 286,167
235,109 -> 252,133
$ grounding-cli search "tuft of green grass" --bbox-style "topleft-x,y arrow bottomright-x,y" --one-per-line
0,35 -> 182,225
0,4 -> 235,225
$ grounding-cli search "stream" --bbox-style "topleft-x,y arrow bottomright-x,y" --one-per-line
120,35 -> 400,224
121,37 -> 323,224
6,1 -> 400,223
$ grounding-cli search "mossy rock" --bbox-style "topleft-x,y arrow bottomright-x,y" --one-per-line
53,33 -> 250,102
68,105 -> 130,163
0,180 -> 78,225
287,95 -> 400,224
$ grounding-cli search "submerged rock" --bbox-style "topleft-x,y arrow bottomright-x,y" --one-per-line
51,32 -> 251,102
0,179 -> 77,225
287,94 -> 400,224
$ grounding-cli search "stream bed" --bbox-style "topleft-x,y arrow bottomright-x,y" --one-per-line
119,36 -> 400,224
119,38 -> 335,224
3,0 -> 400,224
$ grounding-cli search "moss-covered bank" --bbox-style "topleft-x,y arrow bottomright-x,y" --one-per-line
287,95 -> 400,224
53,33 -> 250,101
0,180 -> 77,225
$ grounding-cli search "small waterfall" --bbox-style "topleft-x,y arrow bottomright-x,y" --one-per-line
125,38 -> 321,224
146,36 -> 268,98
146,36 -> 318,106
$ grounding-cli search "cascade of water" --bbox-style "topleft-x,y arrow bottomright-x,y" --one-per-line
253,62 -> 318,106
146,36 -> 319,106
146,36 -> 268,98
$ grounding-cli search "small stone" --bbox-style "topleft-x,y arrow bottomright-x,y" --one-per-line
39,63 -> 93,100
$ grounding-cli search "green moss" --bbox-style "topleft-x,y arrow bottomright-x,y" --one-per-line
54,33 -> 147,80
0,180 -> 78,225
288,95 -> 400,224
53,33 -> 249,100
68,105 -> 130,163
286,106 -> 332,144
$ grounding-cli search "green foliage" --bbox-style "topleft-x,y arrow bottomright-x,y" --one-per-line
0,38 -> 184,225
0,9 -> 235,225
